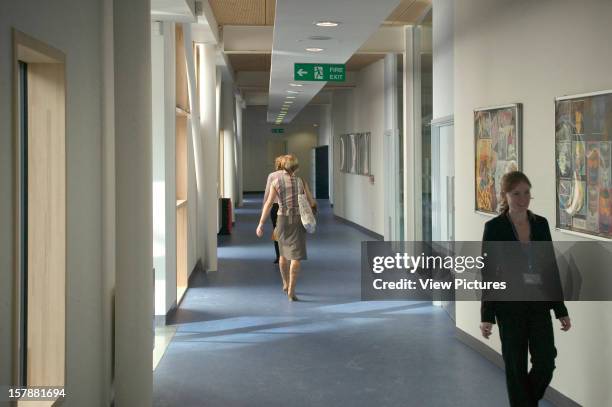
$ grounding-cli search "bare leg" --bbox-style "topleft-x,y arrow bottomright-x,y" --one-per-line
288,260 -> 301,301
279,256 -> 289,292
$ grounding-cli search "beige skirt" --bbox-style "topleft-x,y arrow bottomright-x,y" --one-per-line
275,214 -> 307,260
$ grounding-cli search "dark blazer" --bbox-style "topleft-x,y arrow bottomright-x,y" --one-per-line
480,211 -> 569,323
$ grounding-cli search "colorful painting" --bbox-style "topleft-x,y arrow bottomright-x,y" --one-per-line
475,104 -> 522,214
556,90 -> 612,238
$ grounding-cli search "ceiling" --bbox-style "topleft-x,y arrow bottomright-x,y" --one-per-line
208,0 -> 430,26
228,53 -> 387,73
151,0 -> 197,22
206,0 -> 432,123
209,0 -> 276,25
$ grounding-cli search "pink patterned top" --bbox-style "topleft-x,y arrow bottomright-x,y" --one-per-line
271,171 -> 304,216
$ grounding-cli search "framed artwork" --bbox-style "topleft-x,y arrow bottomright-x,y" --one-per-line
339,135 -> 347,172
337,132 -> 372,175
474,104 -> 522,214
555,90 -> 612,239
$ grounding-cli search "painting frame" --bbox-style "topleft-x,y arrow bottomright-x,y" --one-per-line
555,89 -> 612,240
474,103 -> 523,215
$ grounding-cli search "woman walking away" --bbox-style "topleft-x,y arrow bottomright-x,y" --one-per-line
480,171 -> 571,407
256,154 -> 317,301
264,155 -> 285,263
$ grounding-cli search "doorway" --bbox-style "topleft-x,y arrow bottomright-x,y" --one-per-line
13,30 -> 66,390
431,117 -> 455,320
313,146 -> 329,199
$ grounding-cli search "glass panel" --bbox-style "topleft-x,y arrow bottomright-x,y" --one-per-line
418,9 -> 433,242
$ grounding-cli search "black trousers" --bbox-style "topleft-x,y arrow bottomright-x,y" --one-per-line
271,203 -> 279,260
496,303 -> 557,407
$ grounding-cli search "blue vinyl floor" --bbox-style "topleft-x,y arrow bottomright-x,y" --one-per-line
153,195 -> 553,407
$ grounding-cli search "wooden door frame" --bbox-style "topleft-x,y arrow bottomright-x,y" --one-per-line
12,28 -> 67,388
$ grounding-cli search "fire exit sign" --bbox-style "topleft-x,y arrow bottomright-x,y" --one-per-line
294,63 -> 345,82
271,128 -> 285,134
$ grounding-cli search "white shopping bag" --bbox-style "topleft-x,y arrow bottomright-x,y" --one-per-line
298,178 -> 316,233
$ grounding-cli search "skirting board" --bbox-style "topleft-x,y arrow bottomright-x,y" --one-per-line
156,258 -> 204,327
333,215 -> 383,241
455,327 -> 582,407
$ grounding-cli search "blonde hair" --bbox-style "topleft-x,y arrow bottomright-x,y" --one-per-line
274,155 -> 284,171
282,154 -> 299,173
499,171 -> 532,214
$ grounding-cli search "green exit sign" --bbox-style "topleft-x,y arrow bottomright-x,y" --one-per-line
271,128 -> 285,134
294,63 -> 345,82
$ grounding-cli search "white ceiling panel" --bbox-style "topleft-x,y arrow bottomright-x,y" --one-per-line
267,0 -> 402,123
151,0 -> 196,22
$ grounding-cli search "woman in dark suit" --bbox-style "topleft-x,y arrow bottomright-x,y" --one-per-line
264,156 -> 285,264
480,171 -> 571,407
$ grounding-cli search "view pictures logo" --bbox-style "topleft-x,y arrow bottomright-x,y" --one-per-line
371,253 -> 487,274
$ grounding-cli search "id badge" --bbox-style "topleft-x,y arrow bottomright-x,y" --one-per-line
523,273 -> 542,285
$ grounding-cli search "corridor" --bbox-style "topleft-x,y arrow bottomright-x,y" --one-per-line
152,196 -> 544,407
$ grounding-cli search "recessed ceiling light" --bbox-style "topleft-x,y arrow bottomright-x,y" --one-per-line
313,123 -> 319,127
286,96 -> 296,99
287,90 -> 300,94
284,102 -> 294,105
306,47 -> 324,52
289,83 -> 303,87
315,21 -> 340,27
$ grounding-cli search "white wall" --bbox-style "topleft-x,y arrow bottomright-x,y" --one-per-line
453,1 -> 612,405
235,96 -> 245,205
113,0 -> 153,404
317,104 -> 332,146
199,43 -> 218,271
0,1 -> 107,403
332,60 -> 385,235
152,21 -> 178,317
243,105 -> 319,191
221,80 -> 238,205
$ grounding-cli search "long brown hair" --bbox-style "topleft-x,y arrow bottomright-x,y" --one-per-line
499,171 -> 532,214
